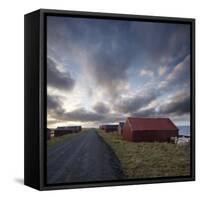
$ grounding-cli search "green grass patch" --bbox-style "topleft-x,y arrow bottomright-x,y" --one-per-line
98,131 -> 190,179
47,131 -> 84,148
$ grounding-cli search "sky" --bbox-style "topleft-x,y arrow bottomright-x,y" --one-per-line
47,16 -> 191,128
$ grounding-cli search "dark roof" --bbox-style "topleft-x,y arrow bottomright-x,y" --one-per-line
56,126 -> 81,130
102,124 -> 118,128
127,117 -> 178,131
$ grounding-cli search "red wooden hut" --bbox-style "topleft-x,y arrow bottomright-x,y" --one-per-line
122,117 -> 178,142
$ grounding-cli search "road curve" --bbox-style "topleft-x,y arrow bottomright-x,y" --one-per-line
47,129 -> 124,184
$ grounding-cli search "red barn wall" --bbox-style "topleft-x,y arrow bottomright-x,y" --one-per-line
122,118 -> 178,142
122,121 -> 132,141
132,130 -> 178,142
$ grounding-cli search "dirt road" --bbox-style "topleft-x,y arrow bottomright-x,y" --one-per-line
47,129 -> 124,184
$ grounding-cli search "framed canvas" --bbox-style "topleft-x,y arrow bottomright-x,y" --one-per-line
24,9 -> 195,190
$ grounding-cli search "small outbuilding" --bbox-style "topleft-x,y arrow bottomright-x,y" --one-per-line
100,124 -> 118,133
122,117 -> 178,142
54,126 -> 82,137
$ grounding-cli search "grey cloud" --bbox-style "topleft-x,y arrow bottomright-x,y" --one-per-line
159,93 -> 190,115
114,92 -> 156,114
134,107 -> 157,117
133,92 -> 190,117
64,108 -> 105,122
47,17 -> 190,101
47,94 -> 65,116
160,55 -> 190,90
102,113 -> 125,124
93,102 -> 110,114
47,17 -> 191,126
47,94 -> 105,122
137,23 -> 190,67
84,22 -> 189,100
47,95 -> 122,123
134,91 -> 190,117
47,57 -> 75,91
86,32 -> 134,98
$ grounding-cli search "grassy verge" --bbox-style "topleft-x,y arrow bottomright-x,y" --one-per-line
47,131 -> 85,148
98,131 -> 190,179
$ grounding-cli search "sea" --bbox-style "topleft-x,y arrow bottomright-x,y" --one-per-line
178,126 -> 190,137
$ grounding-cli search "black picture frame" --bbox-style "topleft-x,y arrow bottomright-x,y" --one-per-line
24,9 -> 195,191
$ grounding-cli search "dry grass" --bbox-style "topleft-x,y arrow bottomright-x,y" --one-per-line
98,131 -> 190,179
47,131 -> 85,148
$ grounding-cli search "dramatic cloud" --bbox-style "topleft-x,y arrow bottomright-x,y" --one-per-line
47,57 -> 75,91
47,94 -> 65,116
159,92 -> 190,115
46,16 -> 191,127
93,102 -> 110,114
63,108 -> 104,122
133,91 -> 190,117
134,107 -> 156,117
114,91 -> 157,114
82,22 -> 190,100
84,30 -> 134,98
47,94 -> 105,123
159,55 -> 190,90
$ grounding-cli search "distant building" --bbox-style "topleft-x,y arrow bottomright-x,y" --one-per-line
99,125 -> 104,130
123,117 -> 178,142
54,126 -> 82,137
118,122 -> 125,135
47,128 -> 51,140
100,124 -> 118,133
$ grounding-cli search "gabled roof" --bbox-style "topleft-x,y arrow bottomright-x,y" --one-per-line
127,117 -> 178,131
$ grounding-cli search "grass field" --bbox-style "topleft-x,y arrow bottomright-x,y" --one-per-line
47,130 -> 87,148
98,131 -> 190,179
